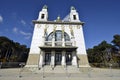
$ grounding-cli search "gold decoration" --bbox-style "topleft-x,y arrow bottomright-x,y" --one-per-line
62,25 -> 65,37
77,25 -> 80,29
44,24 -> 48,36
69,25 -> 74,36
37,24 -> 41,28
53,25 -> 57,34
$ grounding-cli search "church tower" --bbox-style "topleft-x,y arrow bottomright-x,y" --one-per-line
26,5 -> 89,69
38,5 -> 48,21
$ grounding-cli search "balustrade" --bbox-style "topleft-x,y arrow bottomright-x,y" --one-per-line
44,41 -> 75,47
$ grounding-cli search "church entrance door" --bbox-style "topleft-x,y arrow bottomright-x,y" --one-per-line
45,53 -> 51,65
66,52 -> 72,65
55,51 -> 62,65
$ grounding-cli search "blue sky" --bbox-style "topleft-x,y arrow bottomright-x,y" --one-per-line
0,0 -> 120,49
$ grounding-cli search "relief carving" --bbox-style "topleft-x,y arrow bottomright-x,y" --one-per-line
69,25 -> 74,37
37,24 -> 41,28
61,25 -> 65,37
44,24 -> 48,36
53,25 -> 57,34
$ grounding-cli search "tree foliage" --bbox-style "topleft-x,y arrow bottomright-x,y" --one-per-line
0,36 -> 29,68
87,34 -> 120,68
112,34 -> 120,50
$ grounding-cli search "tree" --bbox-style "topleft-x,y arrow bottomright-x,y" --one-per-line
112,34 -> 120,52
0,36 -> 29,68
87,41 -> 113,67
0,36 -> 12,62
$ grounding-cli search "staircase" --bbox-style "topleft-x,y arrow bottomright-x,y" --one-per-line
38,66 -> 80,73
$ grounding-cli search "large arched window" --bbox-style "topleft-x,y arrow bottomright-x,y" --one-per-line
46,30 -> 70,41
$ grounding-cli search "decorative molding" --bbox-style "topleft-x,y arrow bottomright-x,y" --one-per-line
69,25 -> 74,37
53,25 -> 57,34
37,24 -> 41,28
33,20 -> 84,25
77,25 -> 80,29
61,25 -> 65,37
44,24 -> 48,36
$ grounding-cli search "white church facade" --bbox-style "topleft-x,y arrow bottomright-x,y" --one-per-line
26,5 -> 89,69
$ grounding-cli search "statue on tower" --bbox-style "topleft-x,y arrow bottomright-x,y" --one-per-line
43,5 -> 48,9
71,6 -> 76,10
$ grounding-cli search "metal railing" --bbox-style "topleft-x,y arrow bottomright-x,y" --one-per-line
44,41 -> 73,46
44,41 -> 52,46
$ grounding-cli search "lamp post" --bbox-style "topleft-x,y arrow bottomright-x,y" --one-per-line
19,62 -> 25,78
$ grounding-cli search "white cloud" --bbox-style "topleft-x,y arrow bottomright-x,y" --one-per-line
11,16 -> 32,40
12,27 -> 32,39
25,36 -> 31,39
13,27 -> 18,33
20,30 -> 32,39
21,20 -> 26,26
20,31 -> 31,36
0,15 -> 3,23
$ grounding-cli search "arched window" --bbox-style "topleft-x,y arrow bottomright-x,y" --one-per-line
46,30 -> 70,41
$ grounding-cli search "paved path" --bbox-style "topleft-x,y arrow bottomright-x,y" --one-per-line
0,68 -> 120,80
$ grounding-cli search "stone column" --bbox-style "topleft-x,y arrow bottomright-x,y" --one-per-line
72,51 -> 77,66
39,50 -> 44,69
51,50 -> 55,68
61,50 -> 66,67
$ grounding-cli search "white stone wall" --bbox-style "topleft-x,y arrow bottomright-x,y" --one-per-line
29,24 -> 45,54
29,23 -> 87,55
74,25 -> 87,55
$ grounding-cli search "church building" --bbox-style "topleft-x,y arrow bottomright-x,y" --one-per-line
26,5 -> 89,69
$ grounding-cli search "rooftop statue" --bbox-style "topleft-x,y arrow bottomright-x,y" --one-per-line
43,5 -> 47,9
71,6 -> 76,10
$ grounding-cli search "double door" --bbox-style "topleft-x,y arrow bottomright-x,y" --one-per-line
66,52 -> 72,65
44,51 -> 62,65
45,53 -> 51,65
44,51 -> 73,65
55,52 -> 62,65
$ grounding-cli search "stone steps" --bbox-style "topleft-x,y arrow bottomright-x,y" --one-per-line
37,66 -> 80,73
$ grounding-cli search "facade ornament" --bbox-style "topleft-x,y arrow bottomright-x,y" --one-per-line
43,5 -> 48,9
56,16 -> 62,22
61,25 -> 65,38
77,25 -> 80,29
44,24 -> 48,36
53,25 -> 57,34
37,24 -> 41,28
69,25 -> 74,37
71,6 -> 76,10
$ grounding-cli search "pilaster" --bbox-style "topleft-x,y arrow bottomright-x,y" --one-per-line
39,51 -> 44,68
51,50 -> 55,67
72,51 -> 77,66
61,50 -> 66,67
